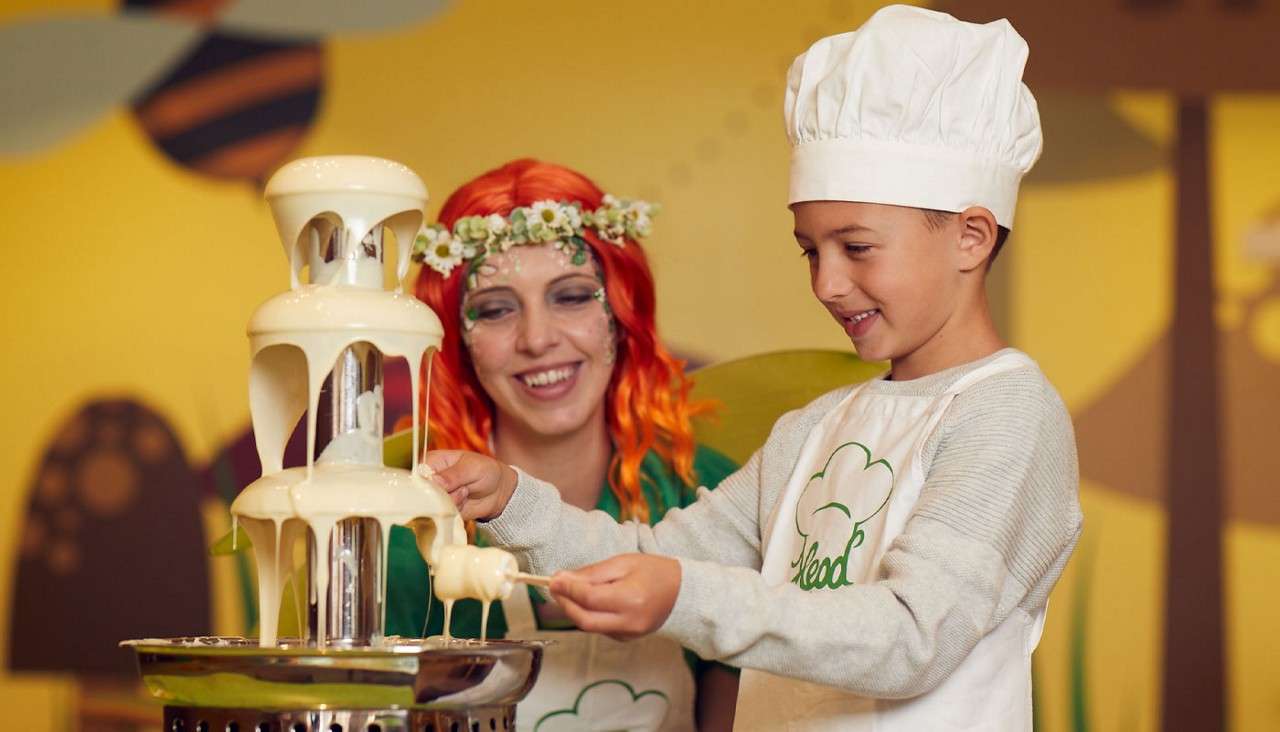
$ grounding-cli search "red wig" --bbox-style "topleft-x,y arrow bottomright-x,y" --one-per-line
414,159 -> 708,521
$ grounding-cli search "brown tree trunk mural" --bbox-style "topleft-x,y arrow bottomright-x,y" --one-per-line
1165,96 -> 1223,730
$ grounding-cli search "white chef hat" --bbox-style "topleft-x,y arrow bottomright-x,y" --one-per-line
785,4 -> 1042,229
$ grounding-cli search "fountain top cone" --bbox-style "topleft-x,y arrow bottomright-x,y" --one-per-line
122,157 -> 544,731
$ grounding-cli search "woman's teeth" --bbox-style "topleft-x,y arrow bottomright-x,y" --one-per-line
521,366 -> 575,387
849,309 -> 878,323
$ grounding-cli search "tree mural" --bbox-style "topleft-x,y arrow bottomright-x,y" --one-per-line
0,0 -> 449,185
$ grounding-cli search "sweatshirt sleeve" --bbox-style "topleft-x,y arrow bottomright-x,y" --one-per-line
480,445 -> 767,575
480,386 -> 856,576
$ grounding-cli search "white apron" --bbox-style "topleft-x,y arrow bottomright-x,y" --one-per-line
735,353 -> 1045,731
505,585 -> 697,732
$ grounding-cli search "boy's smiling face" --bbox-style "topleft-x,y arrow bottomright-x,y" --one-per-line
792,200 -> 999,377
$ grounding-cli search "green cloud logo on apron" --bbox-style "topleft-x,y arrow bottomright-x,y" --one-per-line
535,678 -> 670,731
791,441 -> 894,591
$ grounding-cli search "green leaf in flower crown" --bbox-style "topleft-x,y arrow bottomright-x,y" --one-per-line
466,255 -> 484,281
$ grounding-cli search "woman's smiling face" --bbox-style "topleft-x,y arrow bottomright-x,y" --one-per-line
460,245 -> 615,440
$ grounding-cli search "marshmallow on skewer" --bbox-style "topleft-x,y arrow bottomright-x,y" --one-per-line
431,545 -> 521,602
431,545 -> 554,602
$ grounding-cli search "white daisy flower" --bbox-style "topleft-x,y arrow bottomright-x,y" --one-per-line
631,212 -> 652,237
486,213 -> 509,236
564,203 -> 583,230
529,201 -> 567,231
421,229 -> 463,276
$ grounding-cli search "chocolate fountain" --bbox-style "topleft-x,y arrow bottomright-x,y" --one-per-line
122,156 -> 543,732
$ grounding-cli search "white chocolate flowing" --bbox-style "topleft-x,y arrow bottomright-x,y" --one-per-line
265,155 -> 427,290
233,156 -> 470,648
233,156 -> 533,648
246,285 -> 444,478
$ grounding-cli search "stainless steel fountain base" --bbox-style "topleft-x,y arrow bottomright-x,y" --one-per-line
162,704 -> 514,732
123,637 -> 544,730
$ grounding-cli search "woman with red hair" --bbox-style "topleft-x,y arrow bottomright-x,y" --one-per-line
385,159 -> 739,730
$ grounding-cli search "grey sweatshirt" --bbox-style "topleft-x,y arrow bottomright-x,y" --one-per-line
482,348 -> 1083,699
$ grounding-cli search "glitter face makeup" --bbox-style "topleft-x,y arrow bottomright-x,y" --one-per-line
460,245 -> 616,440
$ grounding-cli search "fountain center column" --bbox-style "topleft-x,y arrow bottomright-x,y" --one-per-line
310,227 -> 386,647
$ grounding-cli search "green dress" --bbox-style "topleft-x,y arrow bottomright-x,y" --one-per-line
384,445 -> 738,644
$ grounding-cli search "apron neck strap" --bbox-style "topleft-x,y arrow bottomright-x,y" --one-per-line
944,352 -> 1036,395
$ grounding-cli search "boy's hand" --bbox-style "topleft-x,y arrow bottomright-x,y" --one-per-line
549,554 -> 682,640
421,450 -> 518,521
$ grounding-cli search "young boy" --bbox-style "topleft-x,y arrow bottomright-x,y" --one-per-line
427,5 -> 1081,730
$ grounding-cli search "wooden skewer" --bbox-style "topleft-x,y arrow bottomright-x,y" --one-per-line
511,571 -> 552,587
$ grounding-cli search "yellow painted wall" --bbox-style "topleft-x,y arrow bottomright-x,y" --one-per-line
1204,96 -> 1280,732
1,1 -> 1277,730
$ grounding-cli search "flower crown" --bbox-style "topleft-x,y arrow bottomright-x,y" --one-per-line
411,194 -> 658,279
